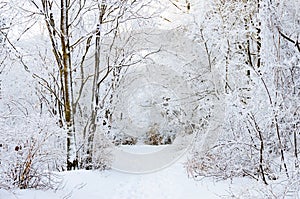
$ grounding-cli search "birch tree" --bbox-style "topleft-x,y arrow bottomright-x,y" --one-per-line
25,0 -> 161,170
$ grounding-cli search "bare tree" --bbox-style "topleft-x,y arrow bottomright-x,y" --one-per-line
25,0 -> 161,170
187,0 -> 299,184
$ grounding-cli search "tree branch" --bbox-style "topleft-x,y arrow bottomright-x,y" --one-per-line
278,30 -> 300,53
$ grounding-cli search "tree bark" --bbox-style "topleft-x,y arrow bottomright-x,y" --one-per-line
60,0 -> 77,170
85,1 -> 106,170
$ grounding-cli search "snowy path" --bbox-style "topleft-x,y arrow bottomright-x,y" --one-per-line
0,156 -> 242,199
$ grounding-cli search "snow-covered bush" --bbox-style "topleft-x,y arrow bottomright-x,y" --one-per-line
187,0 -> 300,187
91,131 -> 113,170
0,102 -> 65,189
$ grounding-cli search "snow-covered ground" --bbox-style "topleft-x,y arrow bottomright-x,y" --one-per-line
0,155 -> 265,199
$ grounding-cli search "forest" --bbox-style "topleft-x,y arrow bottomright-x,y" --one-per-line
0,0 -> 299,198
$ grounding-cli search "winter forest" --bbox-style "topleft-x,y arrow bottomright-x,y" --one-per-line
0,0 -> 299,198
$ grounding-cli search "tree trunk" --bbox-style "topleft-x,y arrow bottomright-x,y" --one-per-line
85,1 -> 106,170
60,0 -> 77,170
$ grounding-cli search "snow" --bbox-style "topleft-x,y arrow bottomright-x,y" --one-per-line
0,145 -> 267,199
117,144 -> 169,154
1,0 -> 300,198
0,156 -> 233,199
111,141 -> 192,173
